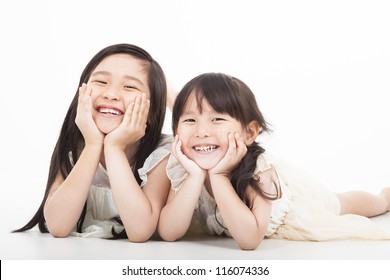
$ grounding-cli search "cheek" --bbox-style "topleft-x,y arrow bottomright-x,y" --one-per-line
178,132 -> 190,146
123,95 -> 140,109
176,125 -> 186,137
217,125 -> 245,137
176,128 -> 191,146
214,127 -> 230,140
89,87 -> 101,104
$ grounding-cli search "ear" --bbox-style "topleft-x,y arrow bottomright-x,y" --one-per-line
244,121 -> 261,145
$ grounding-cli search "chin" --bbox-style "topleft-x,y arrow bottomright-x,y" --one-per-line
194,159 -> 220,171
97,124 -> 119,135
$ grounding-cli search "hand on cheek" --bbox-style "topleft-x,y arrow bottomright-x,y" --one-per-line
209,132 -> 247,176
75,83 -> 104,146
105,94 -> 150,150
172,135 -> 206,177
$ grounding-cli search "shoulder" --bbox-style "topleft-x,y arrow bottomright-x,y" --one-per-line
142,134 -> 173,167
156,134 -> 174,150
166,154 -> 188,192
138,134 -> 173,187
253,153 -> 281,199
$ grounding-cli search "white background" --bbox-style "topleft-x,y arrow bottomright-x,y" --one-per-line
1,0 -> 390,230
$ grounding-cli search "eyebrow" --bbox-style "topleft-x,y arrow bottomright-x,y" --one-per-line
91,71 -> 145,85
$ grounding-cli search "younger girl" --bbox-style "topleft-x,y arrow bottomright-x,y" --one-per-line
14,44 -> 172,241
158,72 -> 390,250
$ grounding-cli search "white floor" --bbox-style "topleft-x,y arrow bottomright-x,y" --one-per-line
2,212 -> 390,260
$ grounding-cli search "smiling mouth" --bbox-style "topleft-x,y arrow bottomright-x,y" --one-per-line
193,145 -> 218,152
97,107 -> 123,116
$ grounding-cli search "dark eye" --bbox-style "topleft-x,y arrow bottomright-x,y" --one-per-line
92,80 -> 107,85
124,85 -> 137,90
212,118 -> 226,122
183,118 -> 195,123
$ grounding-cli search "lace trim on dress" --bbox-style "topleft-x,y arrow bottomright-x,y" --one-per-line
138,135 -> 173,187
166,155 -> 188,192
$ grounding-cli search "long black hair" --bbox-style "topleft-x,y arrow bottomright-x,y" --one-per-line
172,73 -> 279,208
13,44 -> 167,237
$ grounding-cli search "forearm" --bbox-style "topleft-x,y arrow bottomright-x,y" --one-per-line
104,146 -> 157,241
210,175 -> 266,250
158,176 -> 204,241
44,144 -> 102,237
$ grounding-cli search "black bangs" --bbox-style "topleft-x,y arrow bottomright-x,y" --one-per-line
172,72 -> 270,135
195,73 -> 245,122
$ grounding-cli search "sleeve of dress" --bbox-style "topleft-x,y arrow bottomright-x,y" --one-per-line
138,135 -> 173,188
165,154 -> 188,192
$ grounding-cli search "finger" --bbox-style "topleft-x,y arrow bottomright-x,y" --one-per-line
172,134 -> 179,148
83,85 -> 93,113
172,136 -> 181,158
173,136 -> 188,162
131,94 -> 142,121
79,84 -> 92,101
141,96 -> 150,125
234,133 -> 244,146
171,135 -> 178,153
122,100 -> 135,125
77,84 -> 93,115
85,84 -> 92,96
78,83 -> 87,102
79,83 -> 87,94
124,95 -> 141,129
136,94 -> 150,127
235,133 -> 247,156
227,133 -> 237,155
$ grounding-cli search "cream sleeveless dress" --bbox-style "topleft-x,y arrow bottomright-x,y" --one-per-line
70,135 -> 173,238
167,152 -> 390,241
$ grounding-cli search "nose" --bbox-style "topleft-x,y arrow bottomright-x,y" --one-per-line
195,124 -> 210,138
102,87 -> 120,100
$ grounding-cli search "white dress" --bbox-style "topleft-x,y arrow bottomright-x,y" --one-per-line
167,152 -> 390,241
70,135 -> 173,238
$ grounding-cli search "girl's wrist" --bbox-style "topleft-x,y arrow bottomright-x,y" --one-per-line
208,172 -> 231,185
103,142 -> 127,153
187,172 -> 207,183
208,171 -> 230,178
84,142 -> 104,150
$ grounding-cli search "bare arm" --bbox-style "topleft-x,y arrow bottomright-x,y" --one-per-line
44,144 -> 102,237
210,174 -> 272,250
104,93 -> 171,242
105,147 -> 170,242
44,84 -> 104,237
158,136 -> 206,241
208,133 -> 273,250
158,174 -> 204,241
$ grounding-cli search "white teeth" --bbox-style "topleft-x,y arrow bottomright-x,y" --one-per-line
194,145 -> 217,152
99,108 -> 122,115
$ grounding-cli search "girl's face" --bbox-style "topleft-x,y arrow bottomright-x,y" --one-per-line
88,54 -> 150,134
176,93 -> 251,170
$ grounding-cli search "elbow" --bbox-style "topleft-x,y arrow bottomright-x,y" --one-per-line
51,231 -> 71,238
47,225 -> 72,238
125,225 -> 156,243
237,239 -> 262,250
127,236 -> 149,243
158,227 -> 183,242
236,234 -> 264,250
45,217 -> 73,238
160,233 -> 181,242
238,241 -> 260,251
44,210 -> 73,238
